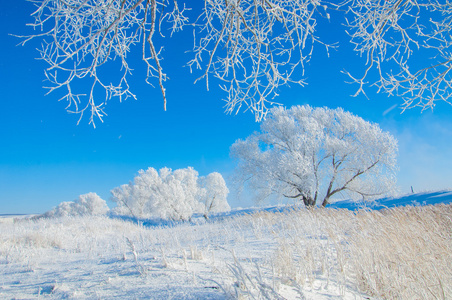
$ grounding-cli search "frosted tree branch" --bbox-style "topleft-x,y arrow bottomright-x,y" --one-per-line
19,0 -> 452,126
345,0 -> 452,111
20,0 -> 188,127
189,0 -> 334,121
20,0 -> 335,125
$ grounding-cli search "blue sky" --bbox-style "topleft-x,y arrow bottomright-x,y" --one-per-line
1,1 -> 451,214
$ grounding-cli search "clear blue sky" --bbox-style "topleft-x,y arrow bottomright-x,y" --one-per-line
1,1 -> 451,214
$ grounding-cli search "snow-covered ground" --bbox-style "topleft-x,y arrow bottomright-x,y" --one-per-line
1,191 -> 451,299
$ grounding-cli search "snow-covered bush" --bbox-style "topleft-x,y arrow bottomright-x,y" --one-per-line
42,192 -> 109,218
111,167 -> 230,220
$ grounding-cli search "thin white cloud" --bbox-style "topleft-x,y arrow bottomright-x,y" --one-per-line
382,104 -> 398,116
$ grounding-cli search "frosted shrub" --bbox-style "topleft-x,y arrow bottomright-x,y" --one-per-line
111,167 -> 230,220
77,192 -> 110,215
42,192 -> 109,218
111,167 -> 200,220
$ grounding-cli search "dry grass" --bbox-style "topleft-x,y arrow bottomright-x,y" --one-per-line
243,205 -> 452,299
348,205 -> 452,299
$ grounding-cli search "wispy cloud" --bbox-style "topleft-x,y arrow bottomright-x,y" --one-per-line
382,104 -> 398,116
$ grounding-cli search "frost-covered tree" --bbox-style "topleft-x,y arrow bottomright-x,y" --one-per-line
231,105 -> 398,207
111,167 -> 200,220
111,167 -> 230,220
110,183 -> 143,218
198,172 -> 230,219
20,1 -> 452,126
42,192 -> 109,218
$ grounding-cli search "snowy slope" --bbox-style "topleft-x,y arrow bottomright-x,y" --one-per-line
328,190 -> 452,210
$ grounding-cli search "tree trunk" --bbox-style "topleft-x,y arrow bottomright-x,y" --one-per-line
303,195 -> 316,207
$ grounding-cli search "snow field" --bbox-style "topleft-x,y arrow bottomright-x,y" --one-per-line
1,204 -> 451,299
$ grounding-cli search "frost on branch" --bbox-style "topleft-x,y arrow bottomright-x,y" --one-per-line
21,0 -> 331,125
345,0 -> 452,111
21,0 -> 189,127
21,0 -> 452,125
231,105 -> 398,207
189,0 -> 332,121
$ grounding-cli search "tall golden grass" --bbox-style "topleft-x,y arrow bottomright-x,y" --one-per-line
247,204 -> 452,299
